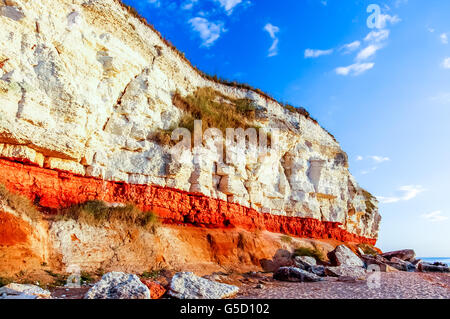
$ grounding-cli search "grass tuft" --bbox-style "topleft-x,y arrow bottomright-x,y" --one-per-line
0,183 -> 40,222
280,235 -> 293,244
152,88 -> 258,145
141,269 -> 162,279
293,246 -> 325,261
57,200 -> 160,233
173,87 -> 257,133
357,243 -> 379,256
0,277 -> 13,287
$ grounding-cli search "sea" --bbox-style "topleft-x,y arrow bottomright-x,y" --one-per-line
419,257 -> 450,266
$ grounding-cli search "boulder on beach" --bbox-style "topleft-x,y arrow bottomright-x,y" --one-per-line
0,283 -> 51,299
361,255 -> 399,272
294,256 -> 317,269
273,267 -> 324,282
381,249 -> 415,262
418,262 -> 450,273
388,257 -> 416,272
169,272 -> 239,299
84,272 -> 151,299
309,265 -> 326,277
328,245 -> 365,267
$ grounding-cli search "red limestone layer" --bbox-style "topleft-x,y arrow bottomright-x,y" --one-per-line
0,159 -> 376,245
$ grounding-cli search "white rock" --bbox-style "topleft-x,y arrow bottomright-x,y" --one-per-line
169,272 -> 239,299
84,272 -> 150,299
0,283 -> 51,299
330,245 -> 365,267
294,256 -> 317,268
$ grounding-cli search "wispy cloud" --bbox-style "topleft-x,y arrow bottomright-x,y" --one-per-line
440,33 -> 448,44
361,167 -> 378,175
422,211 -> 449,222
215,0 -> 243,15
357,155 -> 390,175
442,57 -> 450,69
364,29 -> 390,43
368,155 -> 390,163
356,44 -> 383,61
430,92 -> 450,104
146,0 -> 161,8
188,17 -> 225,47
356,155 -> 390,163
336,7 -> 397,77
304,48 -> 334,58
182,0 -> 198,10
377,185 -> 425,204
335,62 -> 375,76
376,13 -> 401,29
394,0 -> 408,8
340,41 -> 361,54
264,23 -> 280,57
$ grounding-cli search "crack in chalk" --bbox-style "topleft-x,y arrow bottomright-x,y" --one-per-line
100,67 -> 148,132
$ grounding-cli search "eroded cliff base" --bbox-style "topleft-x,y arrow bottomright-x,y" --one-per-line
0,209 -> 375,286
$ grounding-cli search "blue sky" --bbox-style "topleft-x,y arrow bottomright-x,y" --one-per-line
122,0 -> 450,257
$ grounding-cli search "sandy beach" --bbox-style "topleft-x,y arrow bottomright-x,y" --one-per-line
237,272 -> 450,299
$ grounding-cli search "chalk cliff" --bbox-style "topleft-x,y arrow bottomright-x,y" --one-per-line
0,0 -> 380,243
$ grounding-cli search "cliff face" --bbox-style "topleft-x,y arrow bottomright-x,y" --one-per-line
0,0 -> 380,241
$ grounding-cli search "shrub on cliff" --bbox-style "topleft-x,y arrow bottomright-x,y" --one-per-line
174,87 -> 256,132
57,201 -> 160,233
0,184 -> 40,222
151,88 -> 258,146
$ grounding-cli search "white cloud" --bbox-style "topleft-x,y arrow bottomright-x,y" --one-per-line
428,27 -> 435,33
394,0 -> 408,7
340,41 -> 361,54
356,155 -> 390,162
357,155 -> 389,175
376,13 -> 401,29
361,167 -> 377,175
264,23 -> 280,57
377,185 -> 425,204
146,0 -> 161,7
356,44 -> 382,61
368,155 -> 390,163
430,92 -> 450,104
440,33 -> 448,44
422,211 -> 449,222
335,62 -> 375,76
182,0 -> 198,10
442,57 -> 450,69
215,0 -> 243,14
304,48 -> 334,58
188,17 -> 225,47
264,23 -> 278,39
364,29 -> 390,43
